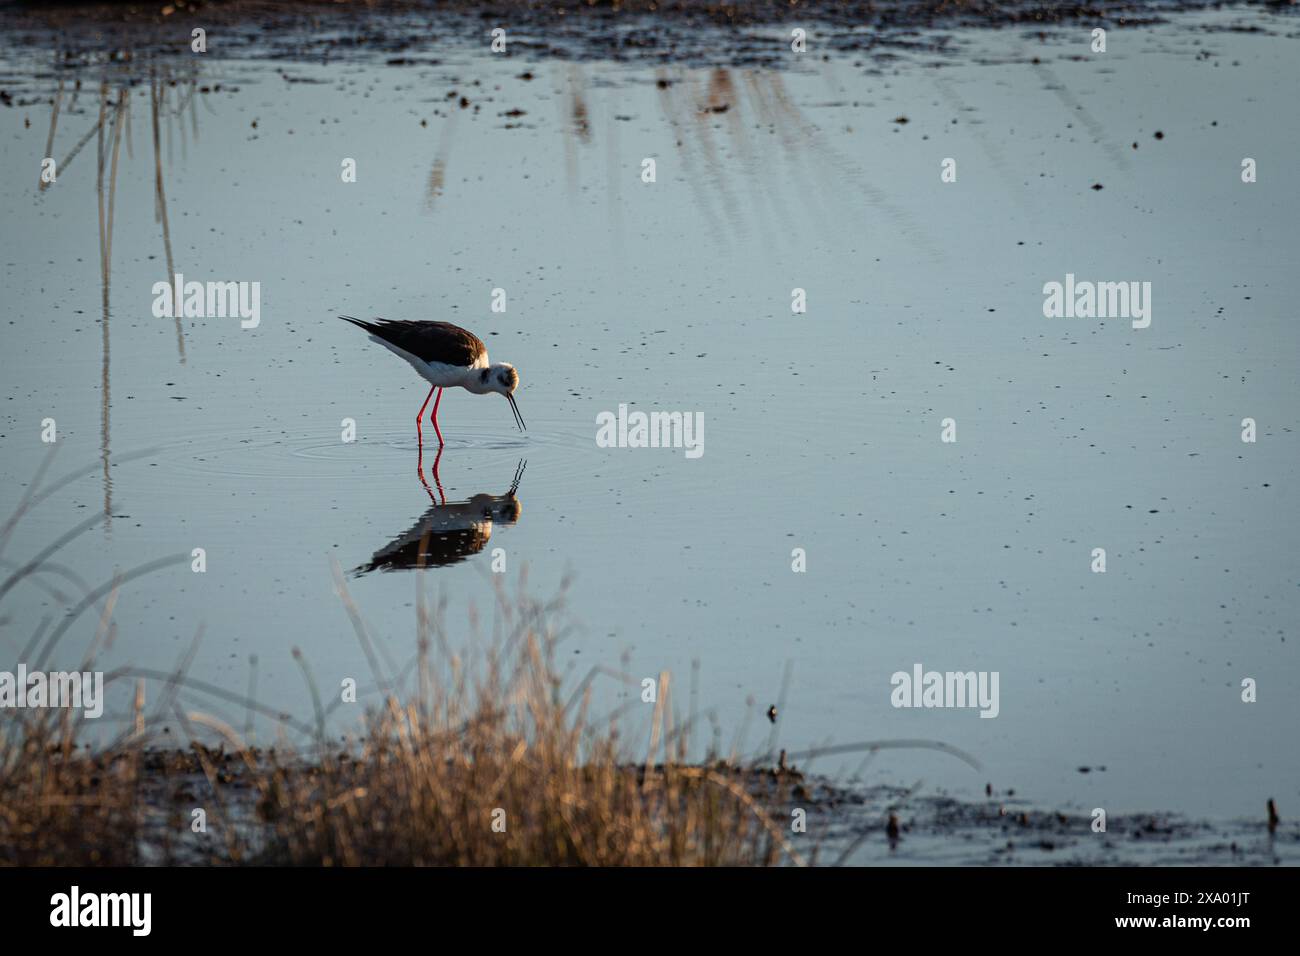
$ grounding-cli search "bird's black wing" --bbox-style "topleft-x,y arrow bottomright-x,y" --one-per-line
340,316 -> 486,367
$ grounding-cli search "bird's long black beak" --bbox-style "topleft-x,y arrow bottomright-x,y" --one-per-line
507,394 -> 525,432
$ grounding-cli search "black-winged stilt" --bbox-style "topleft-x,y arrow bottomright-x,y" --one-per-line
339,316 -> 525,447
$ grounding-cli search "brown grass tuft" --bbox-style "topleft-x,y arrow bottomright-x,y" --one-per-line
249,578 -> 805,865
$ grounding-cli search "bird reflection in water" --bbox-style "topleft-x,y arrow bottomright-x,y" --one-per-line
353,455 -> 526,575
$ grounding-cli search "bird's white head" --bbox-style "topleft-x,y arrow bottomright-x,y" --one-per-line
470,362 -> 524,430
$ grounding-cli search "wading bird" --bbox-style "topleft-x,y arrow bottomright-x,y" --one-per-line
339,316 -> 525,448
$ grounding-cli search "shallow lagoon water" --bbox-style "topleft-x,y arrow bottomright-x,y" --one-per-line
1,6 -> 1297,838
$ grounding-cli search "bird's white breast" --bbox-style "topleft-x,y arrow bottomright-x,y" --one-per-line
419,360 -> 483,388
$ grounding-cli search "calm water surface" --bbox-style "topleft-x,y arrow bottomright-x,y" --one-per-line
1,7 -> 1297,825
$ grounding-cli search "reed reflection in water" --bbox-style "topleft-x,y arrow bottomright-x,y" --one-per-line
36,60 -> 201,528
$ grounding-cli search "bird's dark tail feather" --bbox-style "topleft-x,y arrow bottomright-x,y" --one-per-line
338,314 -> 378,334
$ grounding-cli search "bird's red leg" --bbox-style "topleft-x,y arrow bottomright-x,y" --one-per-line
430,388 -> 444,446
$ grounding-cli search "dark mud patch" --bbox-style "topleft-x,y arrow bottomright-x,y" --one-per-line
2,0 -> 1297,76
804,778 -> 1299,865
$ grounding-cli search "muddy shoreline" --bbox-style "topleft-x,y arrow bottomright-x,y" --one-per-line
87,747 -> 1300,865
3,0 -> 1294,72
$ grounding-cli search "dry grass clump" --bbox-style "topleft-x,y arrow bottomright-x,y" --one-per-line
2,576 -> 806,866
0,452 -> 167,865
250,571 -> 807,866
0,713 -> 145,866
